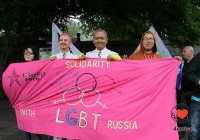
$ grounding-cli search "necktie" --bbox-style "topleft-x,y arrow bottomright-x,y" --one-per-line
98,51 -> 101,58
63,53 -> 66,59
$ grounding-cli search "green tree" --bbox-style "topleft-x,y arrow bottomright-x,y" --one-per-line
0,0 -> 81,99
1,0 -> 200,99
78,0 -> 200,48
67,20 -> 85,40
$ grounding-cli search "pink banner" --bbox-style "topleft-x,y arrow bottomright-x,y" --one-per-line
2,58 -> 179,140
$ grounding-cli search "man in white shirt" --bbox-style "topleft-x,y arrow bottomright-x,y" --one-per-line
50,32 -> 81,140
50,32 -> 83,60
86,29 -> 121,60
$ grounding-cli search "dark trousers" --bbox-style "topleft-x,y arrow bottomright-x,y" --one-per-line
188,100 -> 200,140
177,90 -> 192,136
22,131 -> 43,140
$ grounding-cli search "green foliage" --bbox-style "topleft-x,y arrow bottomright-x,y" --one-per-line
0,0 -> 77,97
149,0 -> 200,49
0,0 -> 200,66
1,0 -> 200,51
46,51 -> 52,58
1,0 -> 200,98
80,15 -> 150,41
78,0 -> 200,48
67,20 -> 83,40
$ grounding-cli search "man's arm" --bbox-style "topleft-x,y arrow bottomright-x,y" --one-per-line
187,54 -> 200,85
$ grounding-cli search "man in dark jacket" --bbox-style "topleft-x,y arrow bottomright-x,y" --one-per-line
187,51 -> 200,140
177,46 -> 194,139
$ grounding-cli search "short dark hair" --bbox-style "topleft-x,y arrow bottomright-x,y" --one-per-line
22,45 -> 37,62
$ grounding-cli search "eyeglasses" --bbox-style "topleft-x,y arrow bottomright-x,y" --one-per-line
24,52 -> 34,55
143,38 -> 154,42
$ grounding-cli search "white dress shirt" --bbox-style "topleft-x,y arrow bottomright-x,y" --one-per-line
52,51 -> 77,140
86,47 -> 118,59
54,51 -> 77,59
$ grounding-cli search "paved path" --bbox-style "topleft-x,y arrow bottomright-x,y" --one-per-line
0,100 -> 52,140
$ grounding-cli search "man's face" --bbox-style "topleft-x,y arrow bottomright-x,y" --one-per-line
59,35 -> 72,50
142,33 -> 155,52
93,31 -> 108,51
182,47 -> 191,60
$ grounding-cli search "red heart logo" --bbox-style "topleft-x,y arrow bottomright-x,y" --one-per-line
176,109 -> 188,119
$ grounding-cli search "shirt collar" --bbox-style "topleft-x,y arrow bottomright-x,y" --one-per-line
59,51 -> 71,55
95,47 -> 107,53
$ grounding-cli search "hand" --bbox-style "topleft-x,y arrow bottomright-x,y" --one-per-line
198,80 -> 200,85
124,54 -> 128,60
107,55 -> 112,60
107,54 -> 122,60
49,56 -> 57,61
77,53 -> 86,60
174,56 -> 182,63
